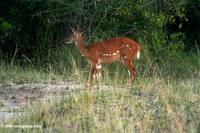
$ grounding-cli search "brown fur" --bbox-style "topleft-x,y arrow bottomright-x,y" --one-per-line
66,30 -> 140,89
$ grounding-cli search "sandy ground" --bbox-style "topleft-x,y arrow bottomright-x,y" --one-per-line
0,80 -> 84,122
0,80 -> 116,123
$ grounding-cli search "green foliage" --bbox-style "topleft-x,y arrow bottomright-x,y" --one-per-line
0,19 -> 13,32
184,0 -> 200,50
0,0 -> 199,66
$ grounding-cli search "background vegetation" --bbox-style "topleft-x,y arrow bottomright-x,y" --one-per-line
0,0 -> 200,65
0,0 -> 200,132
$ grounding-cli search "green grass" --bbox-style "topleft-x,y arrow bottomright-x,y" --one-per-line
3,78 -> 200,133
0,50 -> 200,132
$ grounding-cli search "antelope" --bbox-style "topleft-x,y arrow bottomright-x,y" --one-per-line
65,29 -> 140,89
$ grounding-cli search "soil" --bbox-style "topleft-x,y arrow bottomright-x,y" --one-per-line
0,80 -> 84,123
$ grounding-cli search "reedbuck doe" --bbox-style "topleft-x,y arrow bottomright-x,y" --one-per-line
65,29 -> 140,88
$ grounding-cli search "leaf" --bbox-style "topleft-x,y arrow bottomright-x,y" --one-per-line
0,21 -> 13,31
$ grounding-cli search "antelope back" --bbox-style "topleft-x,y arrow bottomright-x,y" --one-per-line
86,37 -> 140,63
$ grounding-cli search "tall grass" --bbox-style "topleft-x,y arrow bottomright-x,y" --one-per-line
0,41 -> 200,132
4,76 -> 200,132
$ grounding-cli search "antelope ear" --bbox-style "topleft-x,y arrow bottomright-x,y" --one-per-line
70,27 -> 75,33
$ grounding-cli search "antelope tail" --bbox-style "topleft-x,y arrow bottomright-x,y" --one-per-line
137,50 -> 140,59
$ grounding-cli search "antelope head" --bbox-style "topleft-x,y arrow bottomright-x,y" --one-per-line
65,28 -> 82,44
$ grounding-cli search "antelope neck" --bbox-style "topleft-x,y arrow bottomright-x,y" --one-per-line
75,35 -> 88,57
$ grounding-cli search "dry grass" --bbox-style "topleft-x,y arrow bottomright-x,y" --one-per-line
0,51 -> 199,133
0,76 -> 198,133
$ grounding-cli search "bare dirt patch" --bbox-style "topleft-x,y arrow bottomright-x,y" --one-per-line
0,80 -> 84,122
